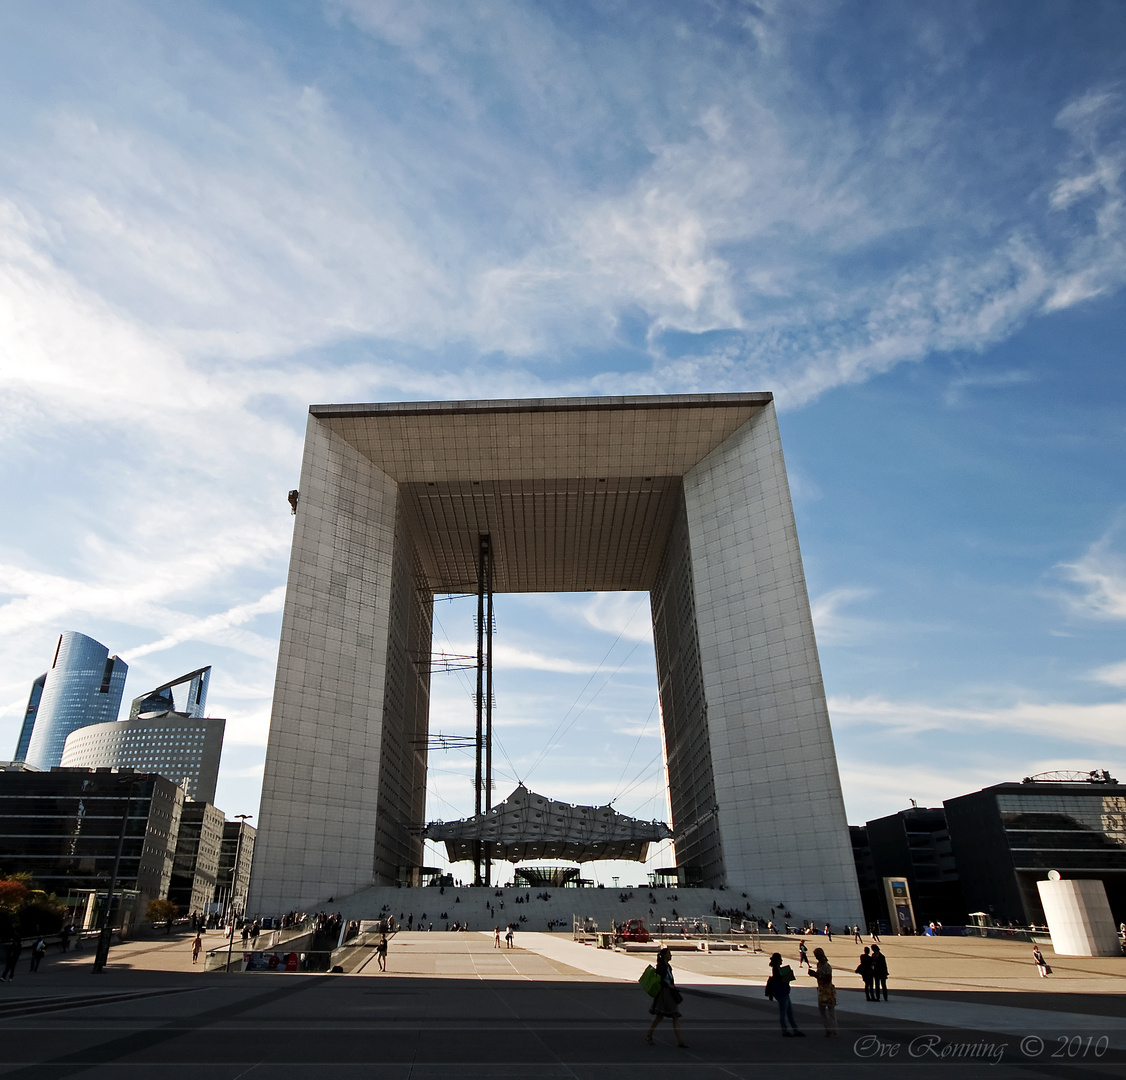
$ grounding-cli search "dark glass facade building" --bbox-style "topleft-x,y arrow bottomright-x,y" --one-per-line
944,777 -> 1126,925
23,632 -> 128,770
12,673 -> 46,762
0,768 -> 183,907
861,806 -> 965,926
216,819 -> 256,916
169,801 -> 225,915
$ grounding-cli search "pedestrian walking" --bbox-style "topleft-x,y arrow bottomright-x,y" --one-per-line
645,947 -> 688,1048
2,935 -> 22,982
824,924 -> 832,942
60,925 -> 72,953
494,925 -> 501,948
505,925 -> 514,948
869,922 -> 881,943
812,948 -> 838,1036
798,940 -> 810,970
1032,945 -> 1051,978
192,933 -> 203,965
871,944 -> 889,1000
853,924 -> 863,944
376,933 -> 388,972
29,938 -> 46,972
856,946 -> 875,1000
765,952 -> 804,1037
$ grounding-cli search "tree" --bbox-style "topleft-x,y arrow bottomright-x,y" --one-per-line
146,898 -> 180,933
0,874 -> 65,938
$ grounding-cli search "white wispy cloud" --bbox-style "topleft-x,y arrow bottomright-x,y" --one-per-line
1058,532 -> 1126,621
944,368 -> 1036,406
121,587 -> 287,661
1090,660 -> 1126,688
810,587 -> 877,645
830,693 -> 1126,748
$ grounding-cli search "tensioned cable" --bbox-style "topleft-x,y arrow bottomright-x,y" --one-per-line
515,594 -> 648,779
523,636 -> 645,783
614,749 -> 664,806
610,698 -> 658,803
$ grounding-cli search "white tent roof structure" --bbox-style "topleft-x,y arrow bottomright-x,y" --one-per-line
423,784 -> 672,864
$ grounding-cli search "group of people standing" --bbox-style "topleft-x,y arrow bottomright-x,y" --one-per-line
853,945 -> 890,1001
645,941 -> 893,1045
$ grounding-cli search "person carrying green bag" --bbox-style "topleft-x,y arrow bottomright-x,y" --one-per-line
645,947 -> 688,1047
765,952 -> 805,1037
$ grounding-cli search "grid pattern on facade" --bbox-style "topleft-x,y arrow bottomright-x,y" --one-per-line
372,501 -> 432,882
651,496 -> 725,884
316,396 -> 770,484
401,477 -> 682,593
60,716 -> 225,804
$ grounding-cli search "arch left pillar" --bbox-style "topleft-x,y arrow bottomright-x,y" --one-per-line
249,415 -> 430,914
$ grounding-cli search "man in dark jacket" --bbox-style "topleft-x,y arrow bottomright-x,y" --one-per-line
856,946 -> 875,1000
2,935 -> 22,982
871,944 -> 889,1000
765,952 -> 805,1037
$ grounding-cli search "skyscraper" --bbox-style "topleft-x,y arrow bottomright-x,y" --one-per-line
12,673 -> 46,762
23,632 -> 128,771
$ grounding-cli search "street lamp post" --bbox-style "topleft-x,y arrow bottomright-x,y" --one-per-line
92,776 -> 140,975
224,814 -> 253,973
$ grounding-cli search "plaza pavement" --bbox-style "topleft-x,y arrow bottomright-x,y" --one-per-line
0,928 -> 1123,1078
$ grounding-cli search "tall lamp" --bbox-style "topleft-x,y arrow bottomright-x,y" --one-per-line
92,775 -> 141,975
224,814 -> 253,973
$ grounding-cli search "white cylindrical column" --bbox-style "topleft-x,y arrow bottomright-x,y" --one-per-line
1036,878 -> 1121,957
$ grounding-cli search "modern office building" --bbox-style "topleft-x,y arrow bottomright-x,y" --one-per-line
849,825 -> 880,923
251,395 -> 864,922
169,801 -> 225,915
944,772 -> 1126,926
0,768 -> 183,908
61,712 -> 225,803
216,818 -> 256,918
12,674 -> 46,763
23,632 -> 128,771
860,806 -> 965,927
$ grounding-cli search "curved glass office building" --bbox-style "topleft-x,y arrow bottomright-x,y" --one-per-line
23,631 -> 128,770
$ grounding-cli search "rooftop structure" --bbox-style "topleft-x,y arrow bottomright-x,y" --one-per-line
129,666 -> 211,721
424,784 -> 672,864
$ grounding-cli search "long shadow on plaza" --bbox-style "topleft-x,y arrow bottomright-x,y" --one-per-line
2,973 -> 1124,1078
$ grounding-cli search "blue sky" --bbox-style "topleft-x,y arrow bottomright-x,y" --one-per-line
1,1 -> 1124,884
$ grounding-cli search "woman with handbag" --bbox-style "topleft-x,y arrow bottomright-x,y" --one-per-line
645,947 -> 688,1047
813,947 -> 839,1036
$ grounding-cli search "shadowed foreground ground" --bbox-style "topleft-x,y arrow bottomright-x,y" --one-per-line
0,930 -> 1123,1078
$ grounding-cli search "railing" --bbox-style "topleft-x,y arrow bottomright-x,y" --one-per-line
204,946 -> 333,972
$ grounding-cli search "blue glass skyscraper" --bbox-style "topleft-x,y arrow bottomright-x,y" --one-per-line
23,632 -> 128,770
12,673 -> 46,762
